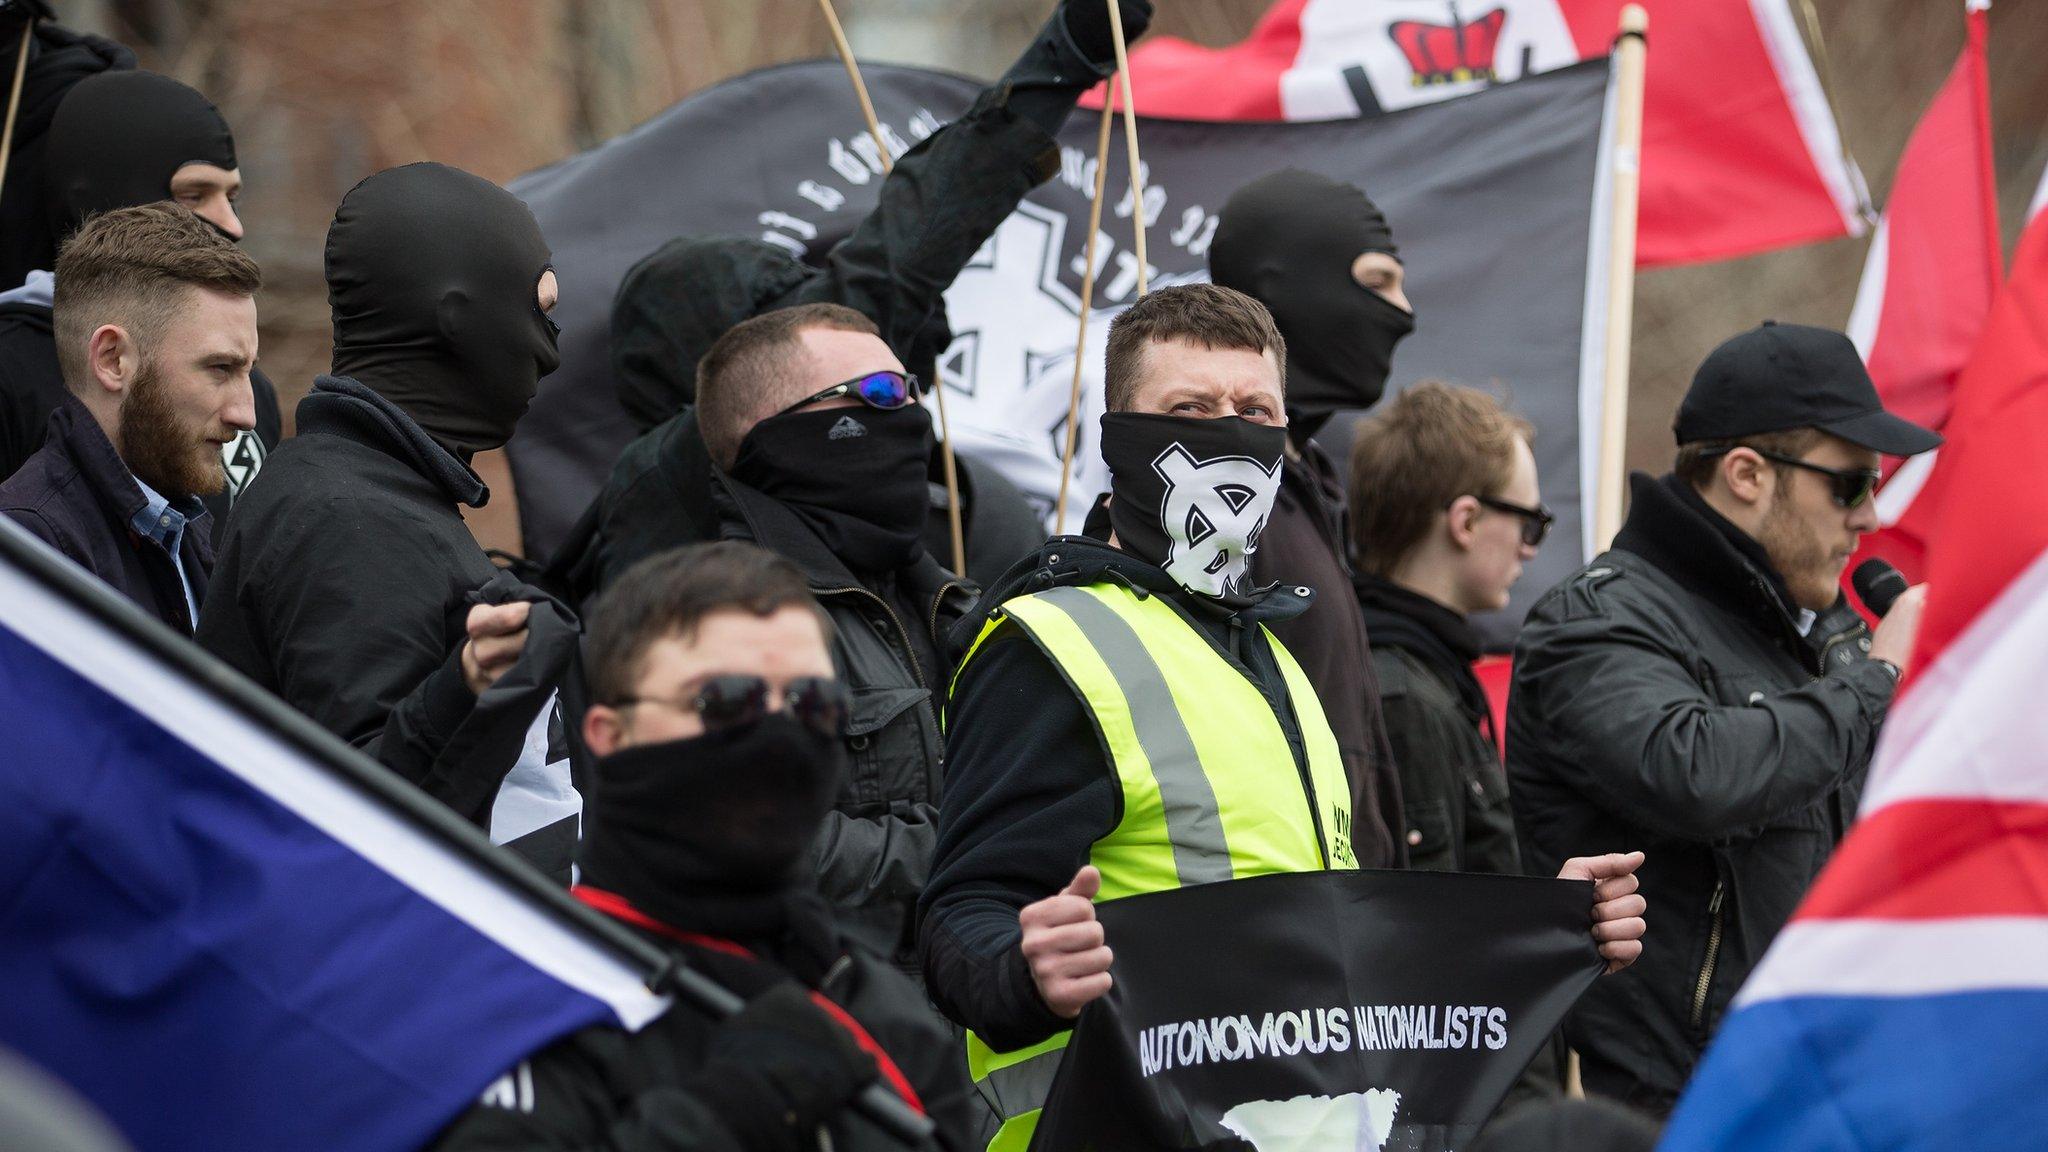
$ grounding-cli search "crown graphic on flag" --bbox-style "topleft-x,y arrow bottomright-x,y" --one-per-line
1390,5 -> 1508,86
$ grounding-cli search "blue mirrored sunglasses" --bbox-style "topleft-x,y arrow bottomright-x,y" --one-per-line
773,371 -> 922,419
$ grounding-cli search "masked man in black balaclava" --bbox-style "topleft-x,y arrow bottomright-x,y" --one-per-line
199,163 -> 567,826
921,285 -> 1647,1151
433,541 -> 973,1152
0,70 -> 283,540
670,301 -> 968,981
1207,168 -> 1417,871
551,0 -> 1151,598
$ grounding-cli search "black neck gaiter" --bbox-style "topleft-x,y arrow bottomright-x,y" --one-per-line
1101,412 -> 1287,604
41,71 -> 237,242
325,163 -> 560,456
577,715 -> 848,940
1210,169 -> 1415,427
729,404 -> 934,574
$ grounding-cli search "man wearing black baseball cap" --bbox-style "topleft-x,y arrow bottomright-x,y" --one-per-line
1502,321 -> 1939,1116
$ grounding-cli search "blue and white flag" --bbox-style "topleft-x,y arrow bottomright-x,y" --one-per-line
0,520 -> 669,1151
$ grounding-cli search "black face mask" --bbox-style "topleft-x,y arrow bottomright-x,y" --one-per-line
41,71 -> 238,243
1101,412 -> 1287,602
1210,169 -> 1415,428
325,163 -> 560,456
578,714 -> 848,921
730,404 -> 934,574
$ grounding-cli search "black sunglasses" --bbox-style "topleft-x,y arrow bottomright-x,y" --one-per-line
1474,495 -> 1555,547
1702,446 -> 1881,509
617,674 -> 849,739
772,371 -> 922,420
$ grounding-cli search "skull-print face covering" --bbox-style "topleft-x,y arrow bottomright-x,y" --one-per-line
1100,412 -> 1287,604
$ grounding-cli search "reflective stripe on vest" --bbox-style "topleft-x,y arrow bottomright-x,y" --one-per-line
954,581 -> 1356,1149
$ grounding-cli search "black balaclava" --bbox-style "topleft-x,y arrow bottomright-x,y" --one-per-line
577,714 -> 848,932
1100,412 -> 1287,604
326,163 -> 560,456
730,404 -> 935,574
1209,169 -> 1414,436
41,70 -> 237,242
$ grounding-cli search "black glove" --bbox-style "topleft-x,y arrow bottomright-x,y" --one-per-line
0,1 -> 54,25
1058,0 -> 1155,72
686,984 -> 880,1152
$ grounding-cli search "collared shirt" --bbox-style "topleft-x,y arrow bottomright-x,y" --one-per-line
129,473 -> 203,626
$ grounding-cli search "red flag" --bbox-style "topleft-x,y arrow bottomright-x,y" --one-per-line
1845,0 -> 2000,599
1093,0 -> 1867,267
1904,193 -> 2048,671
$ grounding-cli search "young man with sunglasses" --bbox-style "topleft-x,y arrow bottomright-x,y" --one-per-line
1505,321 -> 1942,1118
680,302 -> 973,980
434,541 -> 973,1151
1348,383 -> 1545,876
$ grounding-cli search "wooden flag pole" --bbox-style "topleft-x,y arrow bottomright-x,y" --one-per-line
1054,101 -> 1117,535
1105,0 -> 1149,295
817,0 -> 893,175
1592,4 -> 1648,552
816,0 -> 969,577
0,19 -> 36,207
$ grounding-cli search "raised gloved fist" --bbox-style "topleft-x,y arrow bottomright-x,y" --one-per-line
1059,0 -> 1155,70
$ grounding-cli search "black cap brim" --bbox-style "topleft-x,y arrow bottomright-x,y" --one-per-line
1820,408 -> 1944,457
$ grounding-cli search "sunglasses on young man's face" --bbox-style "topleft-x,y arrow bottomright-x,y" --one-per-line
617,674 -> 850,739
771,371 -> 922,421
1702,446 -> 1882,509
1474,495 -> 1555,548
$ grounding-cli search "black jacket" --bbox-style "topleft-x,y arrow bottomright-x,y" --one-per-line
429,905 -> 974,1152
1506,472 -> 1893,1115
1254,438 -> 1404,868
558,420 -> 974,971
197,376 -> 492,783
0,295 -> 283,543
0,395 -> 209,631
1356,575 -> 1519,876
919,536 -> 1318,1052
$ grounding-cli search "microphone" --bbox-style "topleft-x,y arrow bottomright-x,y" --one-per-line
1853,558 -> 1909,619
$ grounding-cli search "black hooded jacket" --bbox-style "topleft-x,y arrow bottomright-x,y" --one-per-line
1507,472 -> 1891,1115
197,378 -> 493,778
918,535 -> 1319,1051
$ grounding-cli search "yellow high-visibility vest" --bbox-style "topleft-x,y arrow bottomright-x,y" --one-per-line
952,582 -> 1357,1150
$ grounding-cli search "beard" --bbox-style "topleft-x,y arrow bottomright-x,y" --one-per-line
118,358 -> 226,500
1757,495 -> 1843,612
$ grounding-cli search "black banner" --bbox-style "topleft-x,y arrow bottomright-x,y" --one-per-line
509,60 -> 1611,647
1031,869 -> 1600,1151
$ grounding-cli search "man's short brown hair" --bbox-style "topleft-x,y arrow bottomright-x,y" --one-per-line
696,302 -> 881,469
1349,381 -> 1534,577
1672,427 -> 1825,490
584,540 -> 833,705
53,201 -> 261,390
1103,283 -> 1286,413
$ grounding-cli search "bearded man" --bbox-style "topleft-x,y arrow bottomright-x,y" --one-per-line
0,201 -> 257,633
1506,322 -> 1942,1117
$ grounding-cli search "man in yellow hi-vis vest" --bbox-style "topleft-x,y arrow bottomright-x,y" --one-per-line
917,284 -> 1648,1150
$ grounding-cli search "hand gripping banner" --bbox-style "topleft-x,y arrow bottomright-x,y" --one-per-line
1030,869 -> 1600,1151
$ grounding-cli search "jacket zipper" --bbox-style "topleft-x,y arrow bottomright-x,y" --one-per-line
927,580 -> 967,663
1689,881 -> 1726,1032
821,584 -> 927,690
